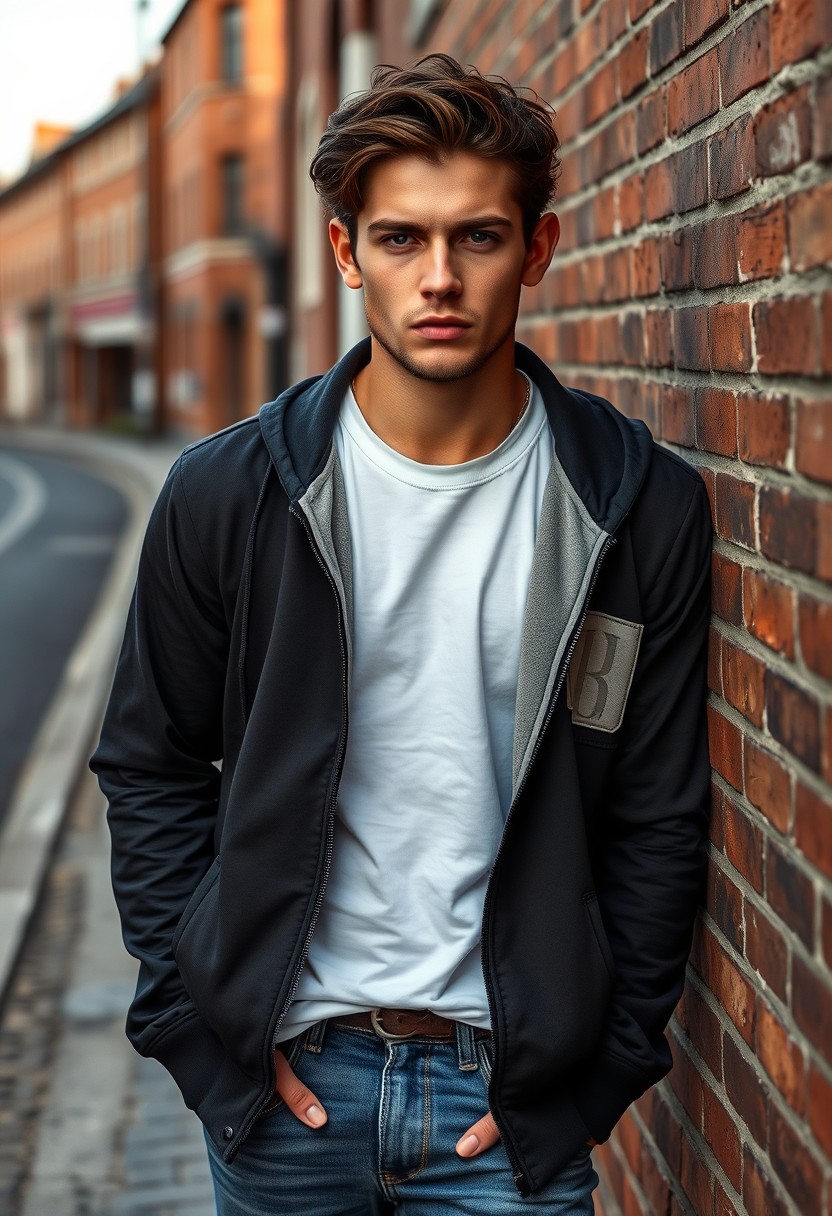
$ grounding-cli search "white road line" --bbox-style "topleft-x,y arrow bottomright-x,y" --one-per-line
0,453 -> 48,557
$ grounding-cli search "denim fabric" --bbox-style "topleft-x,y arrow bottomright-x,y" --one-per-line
204,1020 -> 599,1214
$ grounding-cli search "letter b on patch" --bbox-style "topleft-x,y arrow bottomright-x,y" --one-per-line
566,612 -> 643,733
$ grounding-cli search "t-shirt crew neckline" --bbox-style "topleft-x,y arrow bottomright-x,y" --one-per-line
342,370 -> 546,491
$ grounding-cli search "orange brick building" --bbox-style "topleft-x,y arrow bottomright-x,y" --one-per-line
160,0 -> 289,433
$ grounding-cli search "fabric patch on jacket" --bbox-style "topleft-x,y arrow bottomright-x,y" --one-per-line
566,612 -> 644,733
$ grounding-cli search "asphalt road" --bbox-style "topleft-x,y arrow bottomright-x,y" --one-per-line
0,447 -> 129,829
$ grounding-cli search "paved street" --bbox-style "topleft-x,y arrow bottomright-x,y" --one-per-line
0,449 -> 128,828
0,429 -> 216,1215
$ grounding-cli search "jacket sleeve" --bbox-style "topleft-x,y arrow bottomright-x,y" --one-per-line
90,452 -> 229,1067
570,474 -> 713,1141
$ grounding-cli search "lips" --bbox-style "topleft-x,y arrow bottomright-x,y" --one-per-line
413,318 -> 471,340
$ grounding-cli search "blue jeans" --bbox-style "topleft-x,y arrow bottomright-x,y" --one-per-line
204,1019 -> 599,1214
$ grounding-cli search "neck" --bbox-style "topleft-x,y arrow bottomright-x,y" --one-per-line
351,339 -> 527,465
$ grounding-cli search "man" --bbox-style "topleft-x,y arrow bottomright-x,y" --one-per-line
91,54 -> 712,1214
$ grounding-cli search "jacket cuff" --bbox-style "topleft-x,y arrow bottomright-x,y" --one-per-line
568,1048 -> 665,1142
146,1007 -> 229,1112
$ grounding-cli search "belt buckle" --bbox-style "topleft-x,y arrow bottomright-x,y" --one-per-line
370,1008 -> 419,1041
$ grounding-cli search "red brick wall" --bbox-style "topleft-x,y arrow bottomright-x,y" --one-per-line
377,3 -> 832,1213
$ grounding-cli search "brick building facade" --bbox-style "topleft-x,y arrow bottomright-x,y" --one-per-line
347,4 -> 829,1216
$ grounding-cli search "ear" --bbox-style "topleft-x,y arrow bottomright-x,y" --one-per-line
328,220 -> 363,289
521,212 -> 560,288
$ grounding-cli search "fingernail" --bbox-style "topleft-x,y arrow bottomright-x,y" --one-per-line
456,1133 -> 479,1156
305,1103 -> 326,1127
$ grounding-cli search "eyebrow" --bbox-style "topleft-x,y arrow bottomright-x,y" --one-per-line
365,215 -> 515,236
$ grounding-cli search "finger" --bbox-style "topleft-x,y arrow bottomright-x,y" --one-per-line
274,1048 -> 327,1128
455,1111 -> 500,1157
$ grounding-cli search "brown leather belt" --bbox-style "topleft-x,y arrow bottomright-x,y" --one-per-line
331,1007 -> 492,1042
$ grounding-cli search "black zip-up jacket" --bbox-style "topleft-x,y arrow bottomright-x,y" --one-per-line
90,337 -> 712,1196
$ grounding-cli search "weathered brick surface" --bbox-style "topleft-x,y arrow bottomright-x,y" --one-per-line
392,2 -> 832,1212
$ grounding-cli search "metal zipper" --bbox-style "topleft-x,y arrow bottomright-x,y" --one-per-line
480,533 -> 616,1195
232,503 -> 349,1154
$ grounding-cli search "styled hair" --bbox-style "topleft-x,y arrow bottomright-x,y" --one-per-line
309,53 -> 560,248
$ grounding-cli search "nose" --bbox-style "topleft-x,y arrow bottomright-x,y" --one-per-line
419,240 -> 462,298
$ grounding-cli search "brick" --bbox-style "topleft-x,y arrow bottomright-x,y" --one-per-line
788,181 -> 832,272
768,1102 -> 825,1215
754,296 -> 816,375
799,592 -> 832,678
712,552 -> 743,625
692,923 -> 756,1043
644,159 -> 675,222
673,305 -> 709,370
715,1183 -> 742,1216
822,293 -> 832,375
696,387 -> 736,455
644,309 -> 673,367
771,0 -> 832,71
619,27 -> 649,99
743,1149 -> 792,1216
720,1026 -> 768,1138
602,247 -> 631,302
721,638 -> 765,726
707,704 -> 744,790
808,1065 -> 832,1159
668,48 -> 719,135
766,669 -> 821,772
737,391 -> 791,467
650,0 -> 684,71
759,485 -> 817,574
710,114 -> 755,200
660,227 -> 694,291
818,72 -> 832,162
743,568 -> 795,657
723,792 -> 767,897
617,172 -> 643,232
620,311 -> 644,365
636,87 -> 666,155
684,0 -> 729,46
745,901 -> 789,999
586,62 -> 617,126
692,214 -> 738,289
823,891 -> 832,966
719,9 -> 771,108
630,0 -> 658,17
819,500 -> 832,580
755,85 -> 812,177
707,857 -> 744,951
671,140 -> 708,214
682,983 -> 722,1080
795,782 -> 832,879
756,997 -> 805,1110
710,624 -> 723,693
631,239 -> 661,296
703,1086 -> 742,1190
824,704 -> 832,786
766,838 -> 815,947
670,1025 -> 704,1115
715,473 -> 755,550
661,384 -> 695,444
743,738 -> 792,831
709,302 -> 752,372
737,200 -> 787,281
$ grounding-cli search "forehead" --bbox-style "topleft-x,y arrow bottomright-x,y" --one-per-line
359,151 -> 521,227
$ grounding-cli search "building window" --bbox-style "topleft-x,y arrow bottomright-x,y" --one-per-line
221,154 -> 244,235
221,5 -> 243,83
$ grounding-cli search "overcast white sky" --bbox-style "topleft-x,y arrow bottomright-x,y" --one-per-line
0,0 -> 183,182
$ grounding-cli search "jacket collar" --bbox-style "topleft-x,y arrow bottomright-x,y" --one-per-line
258,337 -> 653,532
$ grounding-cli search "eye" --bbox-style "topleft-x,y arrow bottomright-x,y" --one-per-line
382,234 -> 415,248
466,231 -> 498,246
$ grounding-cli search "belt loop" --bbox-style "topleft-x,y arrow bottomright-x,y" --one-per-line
455,1021 -> 478,1071
305,1019 -> 327,1054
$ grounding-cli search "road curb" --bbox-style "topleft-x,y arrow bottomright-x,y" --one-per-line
0,427 -> 182,1012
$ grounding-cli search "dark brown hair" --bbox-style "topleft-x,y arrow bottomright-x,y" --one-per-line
310,53 -> 560,249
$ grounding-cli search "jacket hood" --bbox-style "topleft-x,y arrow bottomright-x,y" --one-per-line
259,337 -> 653,534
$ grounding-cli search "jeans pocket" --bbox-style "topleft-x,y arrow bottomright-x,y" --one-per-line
258,1029 -> 308,1120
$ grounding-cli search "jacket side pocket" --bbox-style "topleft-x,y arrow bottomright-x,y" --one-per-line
172,855 -> 221,956
583,891 -> 616,984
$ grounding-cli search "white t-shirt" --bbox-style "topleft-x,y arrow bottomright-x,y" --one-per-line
276,373 -> 553,1042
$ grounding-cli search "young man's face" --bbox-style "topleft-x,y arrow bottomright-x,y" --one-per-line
329,151 -> 559,384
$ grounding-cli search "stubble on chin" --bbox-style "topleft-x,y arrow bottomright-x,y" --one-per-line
364,302 -> 516,385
